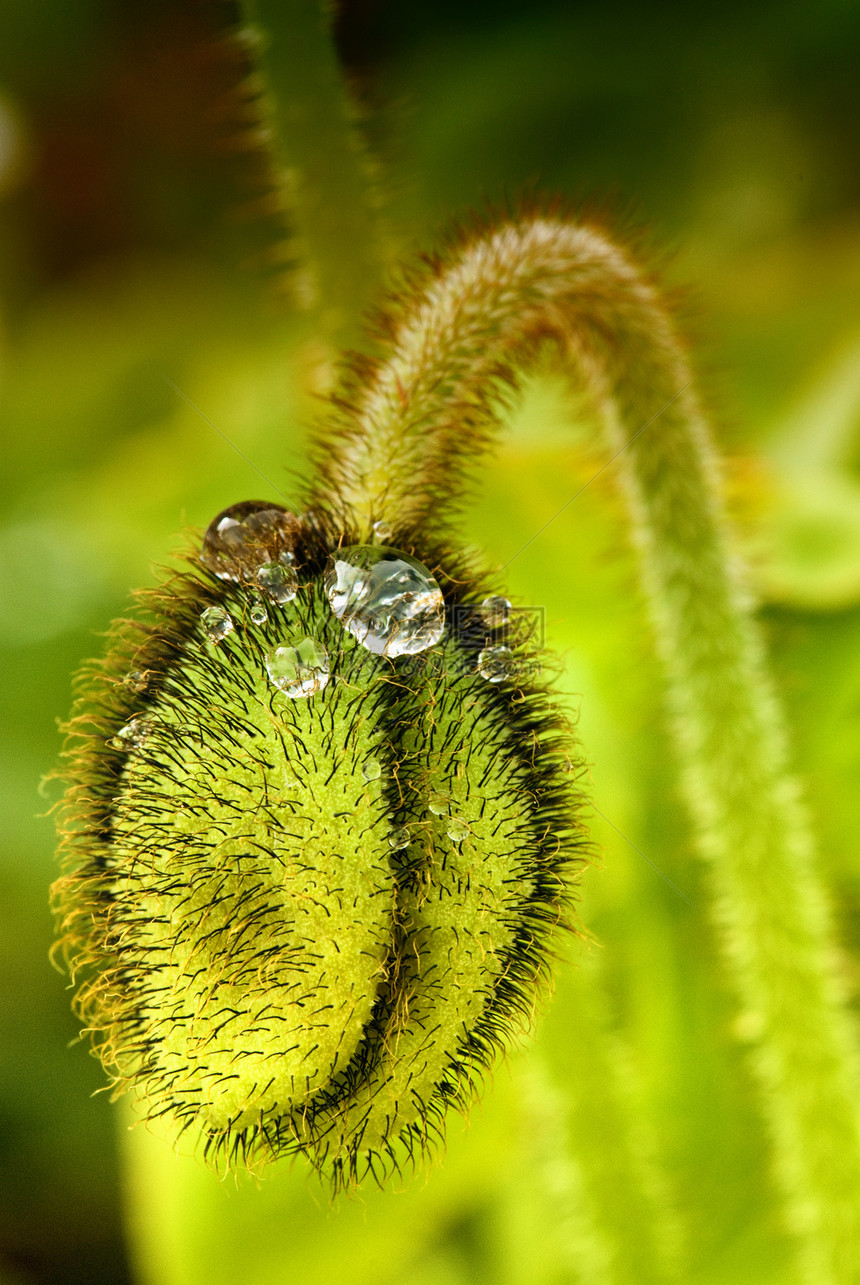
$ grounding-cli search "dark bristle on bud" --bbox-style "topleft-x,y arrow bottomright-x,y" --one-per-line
53,504 -> 589,1188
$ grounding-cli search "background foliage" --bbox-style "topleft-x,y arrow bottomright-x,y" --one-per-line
1,1 -> 860,1282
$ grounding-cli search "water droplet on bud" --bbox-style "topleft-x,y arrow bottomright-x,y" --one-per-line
388,826 -> 411,850
325,546 -> 445,657
481,596 -> 511,628
255,561 -> 298,604
108,715 -> 153,750
428,794 -> 448,816
200,501 -> 296,582
123,669 -> 149,693
372,519 -> 394,543
446,817 -> 470,843
265,638 -> 329,699
477,646 -> 516,683
248,592 -> 268,626
361,758 -> 382,782
200,606 -> 234,644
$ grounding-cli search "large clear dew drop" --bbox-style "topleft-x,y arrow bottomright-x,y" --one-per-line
265,637 -> 329,700
200,501 -> 295,582
324,545 -> 445,657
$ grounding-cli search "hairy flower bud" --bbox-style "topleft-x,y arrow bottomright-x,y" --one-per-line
54,506 -> 586,1186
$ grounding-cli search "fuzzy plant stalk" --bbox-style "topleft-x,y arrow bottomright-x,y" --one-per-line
517,973 -> 682,1285
235,0 -> 384,340
307,216 -> 860,1285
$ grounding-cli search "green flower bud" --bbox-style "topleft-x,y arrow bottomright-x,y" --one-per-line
54,505 -> 586,1187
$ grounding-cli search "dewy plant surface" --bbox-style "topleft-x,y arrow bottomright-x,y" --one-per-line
54,504 -> 585,1187
44,3 -> 860,1283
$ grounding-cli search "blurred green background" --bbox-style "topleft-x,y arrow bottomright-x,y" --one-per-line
1,1 -> 860,1282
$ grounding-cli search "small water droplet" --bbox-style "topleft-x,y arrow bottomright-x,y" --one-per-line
201,605 -> 234,644
481,596 -> 511,628
279,550 -> 295,566
265,637 -> 329,699
388,826 -> 411,850
200,501 -> 295,581
175,722 -> 204,744
256,560 -> 298,604
372,519 -> 394,542
477,645 -> 516,683
123,669 -> 149,693
109,714 -> 153,750
446,817 -> 470,843
324,546 -> 445,657
248,592 -> 268,626
428,794 -> 448,816
361,758 -> 382,782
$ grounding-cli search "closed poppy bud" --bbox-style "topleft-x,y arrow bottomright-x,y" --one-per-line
53,502 -> 586,1187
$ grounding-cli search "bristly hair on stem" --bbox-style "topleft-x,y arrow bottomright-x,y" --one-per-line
306,210 -> 860,1284
231,0 -> 386,344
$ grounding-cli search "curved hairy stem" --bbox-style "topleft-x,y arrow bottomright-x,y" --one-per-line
311,216 -> 860,1284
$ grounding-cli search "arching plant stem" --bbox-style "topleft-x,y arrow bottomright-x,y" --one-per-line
312,216 -> 860,1285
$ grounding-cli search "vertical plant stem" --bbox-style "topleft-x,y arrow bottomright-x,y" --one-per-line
518,1056 -> 617,1285
313,217 -> 860,1283
521,961 -> 682,1285
237,0 -> 384,344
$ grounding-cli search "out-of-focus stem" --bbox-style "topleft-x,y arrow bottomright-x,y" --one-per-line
521,965 -> 682,1285
237,0 -> 384,345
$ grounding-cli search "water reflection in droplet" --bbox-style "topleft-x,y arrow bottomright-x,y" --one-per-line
325,546 -> 444,657
481,596 -> 511,628
256,560 -> 298,604
109,714 -> 153,750
200,501 -> 294,581
200,605 -> 234,644
446,817 -> 470,843
477,646 -> 516,683
265,637 -> 329,699
248,592 -> 268,626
